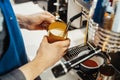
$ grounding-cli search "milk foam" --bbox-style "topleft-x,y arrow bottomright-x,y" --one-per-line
50,29 -> 64,37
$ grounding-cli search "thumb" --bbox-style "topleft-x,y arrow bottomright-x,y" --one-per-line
41,36 -> 48,43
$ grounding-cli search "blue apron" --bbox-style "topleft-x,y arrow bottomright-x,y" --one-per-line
0,0 -> 28,75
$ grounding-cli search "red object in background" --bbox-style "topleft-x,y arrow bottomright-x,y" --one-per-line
82,59 -> 98,67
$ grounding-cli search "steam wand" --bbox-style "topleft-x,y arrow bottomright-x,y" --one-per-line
63,12 -> 83,37
51,48 -> 101,78
66,12 -> 83,31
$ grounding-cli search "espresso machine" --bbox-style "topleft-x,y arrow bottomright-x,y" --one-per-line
51,0 -> 120,80
47,0 -> 68,22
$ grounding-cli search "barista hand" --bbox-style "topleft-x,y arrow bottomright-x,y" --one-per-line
19,36 -> 70,80
17,11 -> 55,30
36,36 -> 70,69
